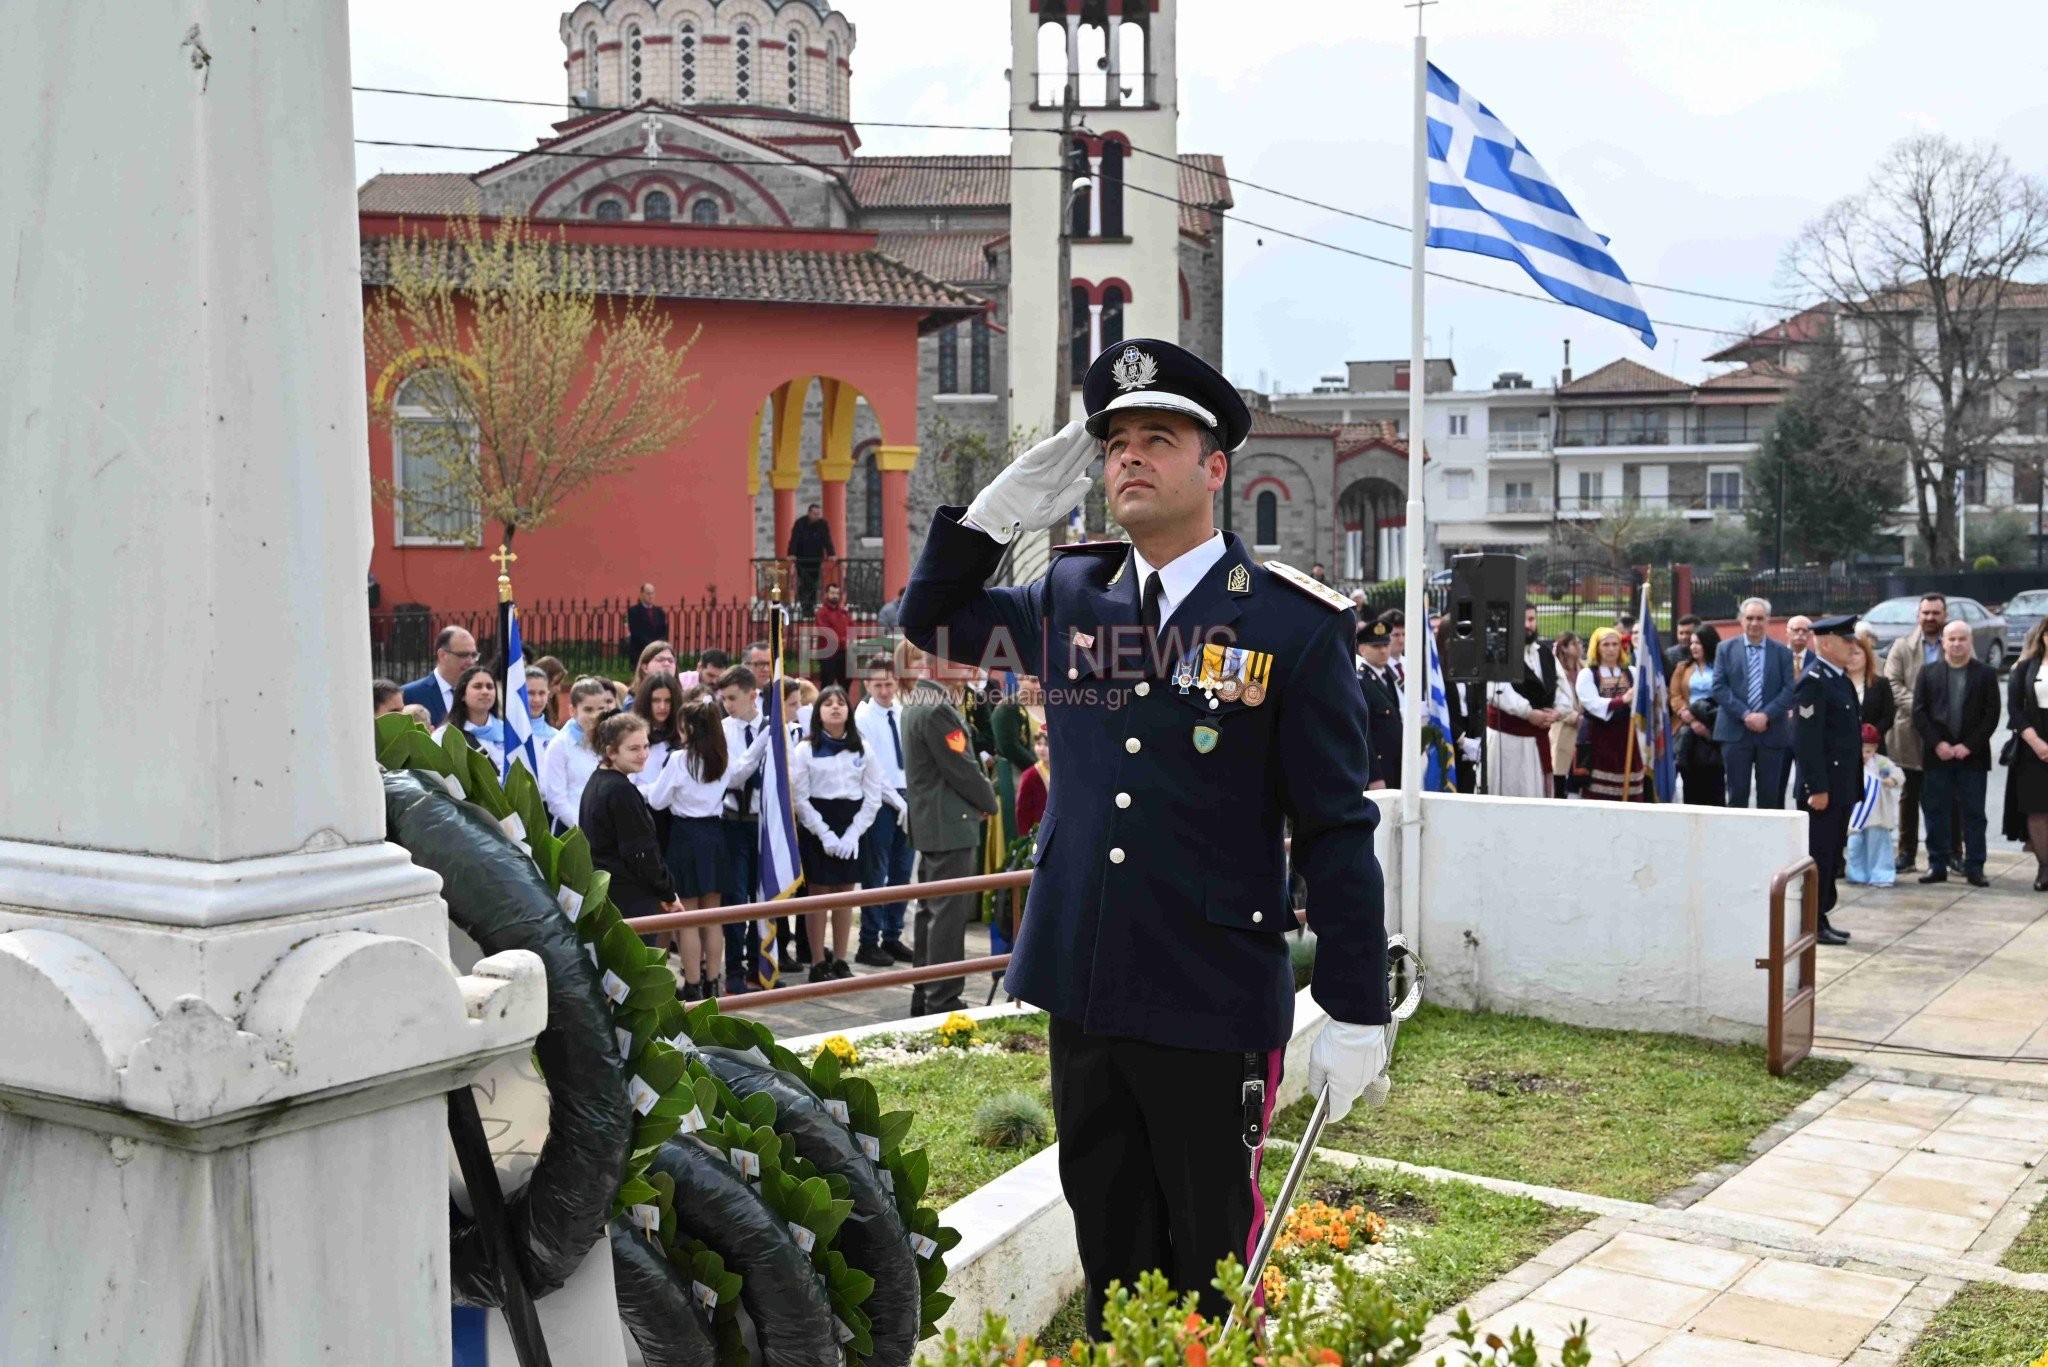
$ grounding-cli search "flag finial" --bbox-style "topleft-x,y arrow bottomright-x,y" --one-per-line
491,543 -> 518,604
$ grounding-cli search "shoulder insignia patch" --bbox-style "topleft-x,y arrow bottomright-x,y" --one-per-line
1798,704 -> 1815,718
944,728 -> 968,754
1265,560 -> 1351,611
1226,563 -> 1252,595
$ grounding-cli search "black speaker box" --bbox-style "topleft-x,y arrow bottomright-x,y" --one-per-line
1442,554 -> 1527,683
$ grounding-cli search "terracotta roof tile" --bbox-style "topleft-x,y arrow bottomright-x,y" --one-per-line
360,236 -> 985,325
1177,154 -> 1232,239
1335,421 -> 1407,456
1247,409 -> 1333,438
358,173 -> 482,216
1697,361 -> 1794,391
871,231 -> 1001,282
1557,357 -> 1690,396
849,155 -> 1009,209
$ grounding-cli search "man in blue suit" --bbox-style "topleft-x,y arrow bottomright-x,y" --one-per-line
1711,596 -> 1798,807
902,338 -> 1391,1334
400,625 -> 478,726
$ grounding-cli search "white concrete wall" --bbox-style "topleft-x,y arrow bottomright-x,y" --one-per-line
1378,792 -> 1807,1043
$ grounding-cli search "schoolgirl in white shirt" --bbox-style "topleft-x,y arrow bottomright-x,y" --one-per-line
539,679 -> 614,832
790,685 -> 889,982
643,699 -> 766,999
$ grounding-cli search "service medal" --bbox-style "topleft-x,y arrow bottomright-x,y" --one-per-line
1192,724 -> 1219,754
1243,680 -> 1266,706
1218,677 -> 1242,702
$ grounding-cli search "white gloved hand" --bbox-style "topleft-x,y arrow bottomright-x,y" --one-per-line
1458,736 -> 1482,763
828,835 -> 860,861
964,420 -> 1097,544
1306,1021 -> 1391,1123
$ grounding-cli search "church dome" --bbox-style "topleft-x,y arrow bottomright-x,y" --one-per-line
560,0 -> 855,120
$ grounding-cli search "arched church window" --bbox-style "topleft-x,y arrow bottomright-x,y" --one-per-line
824,39 -> 839,114
392,371 -> 481,546
735,25 -> 753,102
595,199 -> 626,221
626,26 -> 643,102
970,313 -> 991,394
1076,21 -> 1108,105
936,324 -> 958,395
1098,141 -> 1125,236
1100,284 -> 1126,352
1068,136 -> 1092,239
583,27 -> 601,100
1255,491 -> 1279,547
690,197 -> 720,224
1036,22 -> 1066,106
787,30 -> 803,108
1070,283 -> 1091,378
1118,21 -> 1148,104
644,191 -> 673,222
677,23 -> 697,100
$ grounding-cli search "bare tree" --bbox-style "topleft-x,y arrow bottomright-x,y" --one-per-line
365,216 -> 703,552
1786,136 -> 2048,567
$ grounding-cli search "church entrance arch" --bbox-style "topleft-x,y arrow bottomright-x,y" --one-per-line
1337,477 -> 1405,584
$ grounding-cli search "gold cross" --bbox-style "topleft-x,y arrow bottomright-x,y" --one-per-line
492,544 -> 518,603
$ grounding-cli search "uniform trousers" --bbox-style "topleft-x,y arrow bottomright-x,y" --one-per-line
720,818 -> 762,984
1806,797 -> 1851,914
859,803 -> 914,950
1048,1015 -> 1280,1336
910,845 -> 978,1011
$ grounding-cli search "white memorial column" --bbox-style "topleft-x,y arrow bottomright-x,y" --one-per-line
0,3 -> 545,1363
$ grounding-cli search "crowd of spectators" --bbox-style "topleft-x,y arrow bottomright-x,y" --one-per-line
374,610 -> 1049,1008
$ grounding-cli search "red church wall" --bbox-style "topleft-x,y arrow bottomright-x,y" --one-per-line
363,288 -> 923,616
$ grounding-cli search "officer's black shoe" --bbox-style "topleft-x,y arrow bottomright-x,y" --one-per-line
854,946 -> 895,968
1817,916 -> 1850,947
1918,869 -> 1948,884
1895,858 -> 1918,873
1966,871 -> 1991,888
2032,872 -> 2048,892
882,939 -> 915,963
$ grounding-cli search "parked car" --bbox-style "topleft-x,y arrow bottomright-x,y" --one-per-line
2004,589 -> 2048,656
1861,595 -> 2009,669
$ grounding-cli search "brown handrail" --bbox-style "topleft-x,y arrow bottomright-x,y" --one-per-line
1757,855 -> 1819,1077
719,955 -> 1013,1014
625,870 -> 1036,934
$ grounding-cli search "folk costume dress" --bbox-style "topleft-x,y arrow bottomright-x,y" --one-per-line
1484,638 -> 1555,799
1576,634 -> 1644,803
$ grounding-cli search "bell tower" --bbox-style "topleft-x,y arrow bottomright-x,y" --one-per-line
1008,1 -> 1181,457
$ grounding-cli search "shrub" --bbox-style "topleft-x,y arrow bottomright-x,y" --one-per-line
917,1256 -> 1591,1367
1974,554 -> 2001,571
1290,936 -> 1317,991
972,1091 -> 1054,1150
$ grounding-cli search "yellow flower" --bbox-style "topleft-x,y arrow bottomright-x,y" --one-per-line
816,1035 -> 860,1066
937,1012 -> 980,1047
1260,1265 -> 1289,1306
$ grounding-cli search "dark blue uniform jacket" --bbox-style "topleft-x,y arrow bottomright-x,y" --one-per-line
1793,659 -> 1863,805
901,509 -> 1390,1053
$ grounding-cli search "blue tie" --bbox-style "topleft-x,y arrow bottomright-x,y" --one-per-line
742,722 -> 760,814
1747,642 -> 1764,711
887,710 -> 903,770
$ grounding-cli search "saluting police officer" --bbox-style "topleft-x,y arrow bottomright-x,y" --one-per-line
1794,614 -> 1862,946
900,338 -> 1392,1333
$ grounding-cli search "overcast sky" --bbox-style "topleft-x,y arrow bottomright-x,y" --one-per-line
351,0 -> 2048,394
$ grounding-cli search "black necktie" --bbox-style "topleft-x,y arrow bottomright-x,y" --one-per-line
741,722 -> 760,815
1141,571 -> 1163,632
887,710 -> 903,769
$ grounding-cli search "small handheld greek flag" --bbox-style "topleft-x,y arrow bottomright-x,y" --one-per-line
1420,627 -> 1459,793
1425,63 -> 1656,348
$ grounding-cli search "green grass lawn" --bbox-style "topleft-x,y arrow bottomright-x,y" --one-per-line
1032,1157 -> 1587,1348
1273,1004 -> 1849,1203
2003,1194 -> 2048,1275
852,1014 -> 1055,1208
1903,1283 -> 2048,1367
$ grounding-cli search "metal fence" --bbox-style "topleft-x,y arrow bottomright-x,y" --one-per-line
369,597 -> 886,683
1688,569 -> 1890,622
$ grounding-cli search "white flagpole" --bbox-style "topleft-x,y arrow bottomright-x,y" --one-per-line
1397,19 -> 1429,951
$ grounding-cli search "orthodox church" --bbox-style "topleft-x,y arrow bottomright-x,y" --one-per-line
359,0 -> 1233,610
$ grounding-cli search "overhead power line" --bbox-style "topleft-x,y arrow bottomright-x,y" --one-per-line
355,134 -> 1756,342
351,83 -> 1799,317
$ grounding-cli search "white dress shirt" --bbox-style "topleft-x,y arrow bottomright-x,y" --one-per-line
641,735 -> 765,820
1127,531 -> 1228,625
720,713 -> 771,818
790,739 -> 888,845
538,729 -> 601,830
854,697 -> 910,812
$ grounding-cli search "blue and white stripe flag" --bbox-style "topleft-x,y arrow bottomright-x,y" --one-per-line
1632,585 -> 1677,802
757,614 -> 805,909
1424,63 -> 1656,348
502,605 -> 540,779
1420,624 -> 1459,793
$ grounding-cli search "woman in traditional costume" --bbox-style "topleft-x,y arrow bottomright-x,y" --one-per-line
1575,626 -> 1643,802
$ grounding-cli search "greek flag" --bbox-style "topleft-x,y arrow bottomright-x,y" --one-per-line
1424,64 -> 1656,348
757,611 -> 806,907
1633,585 -> 1677,802
502,605 -> 540,779
1421,626 -> 1459,793
1850,769 -> 1883,833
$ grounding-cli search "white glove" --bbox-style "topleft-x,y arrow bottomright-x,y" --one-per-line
1307,1021 -> 1391,1123
964,420 -> 1097,544
1458,736 -> 1482,763
827,834 -> 859,861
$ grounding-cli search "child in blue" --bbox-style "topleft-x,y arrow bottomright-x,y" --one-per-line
1847,723 -> 1905,886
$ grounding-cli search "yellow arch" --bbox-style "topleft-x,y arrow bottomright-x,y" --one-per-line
368,345 -> 485,412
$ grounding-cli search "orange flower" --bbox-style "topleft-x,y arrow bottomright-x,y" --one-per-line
1186,1342 -> 1208,1367
1314,1349 -> 1342,1365
1184,1312 -> 1204,1335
